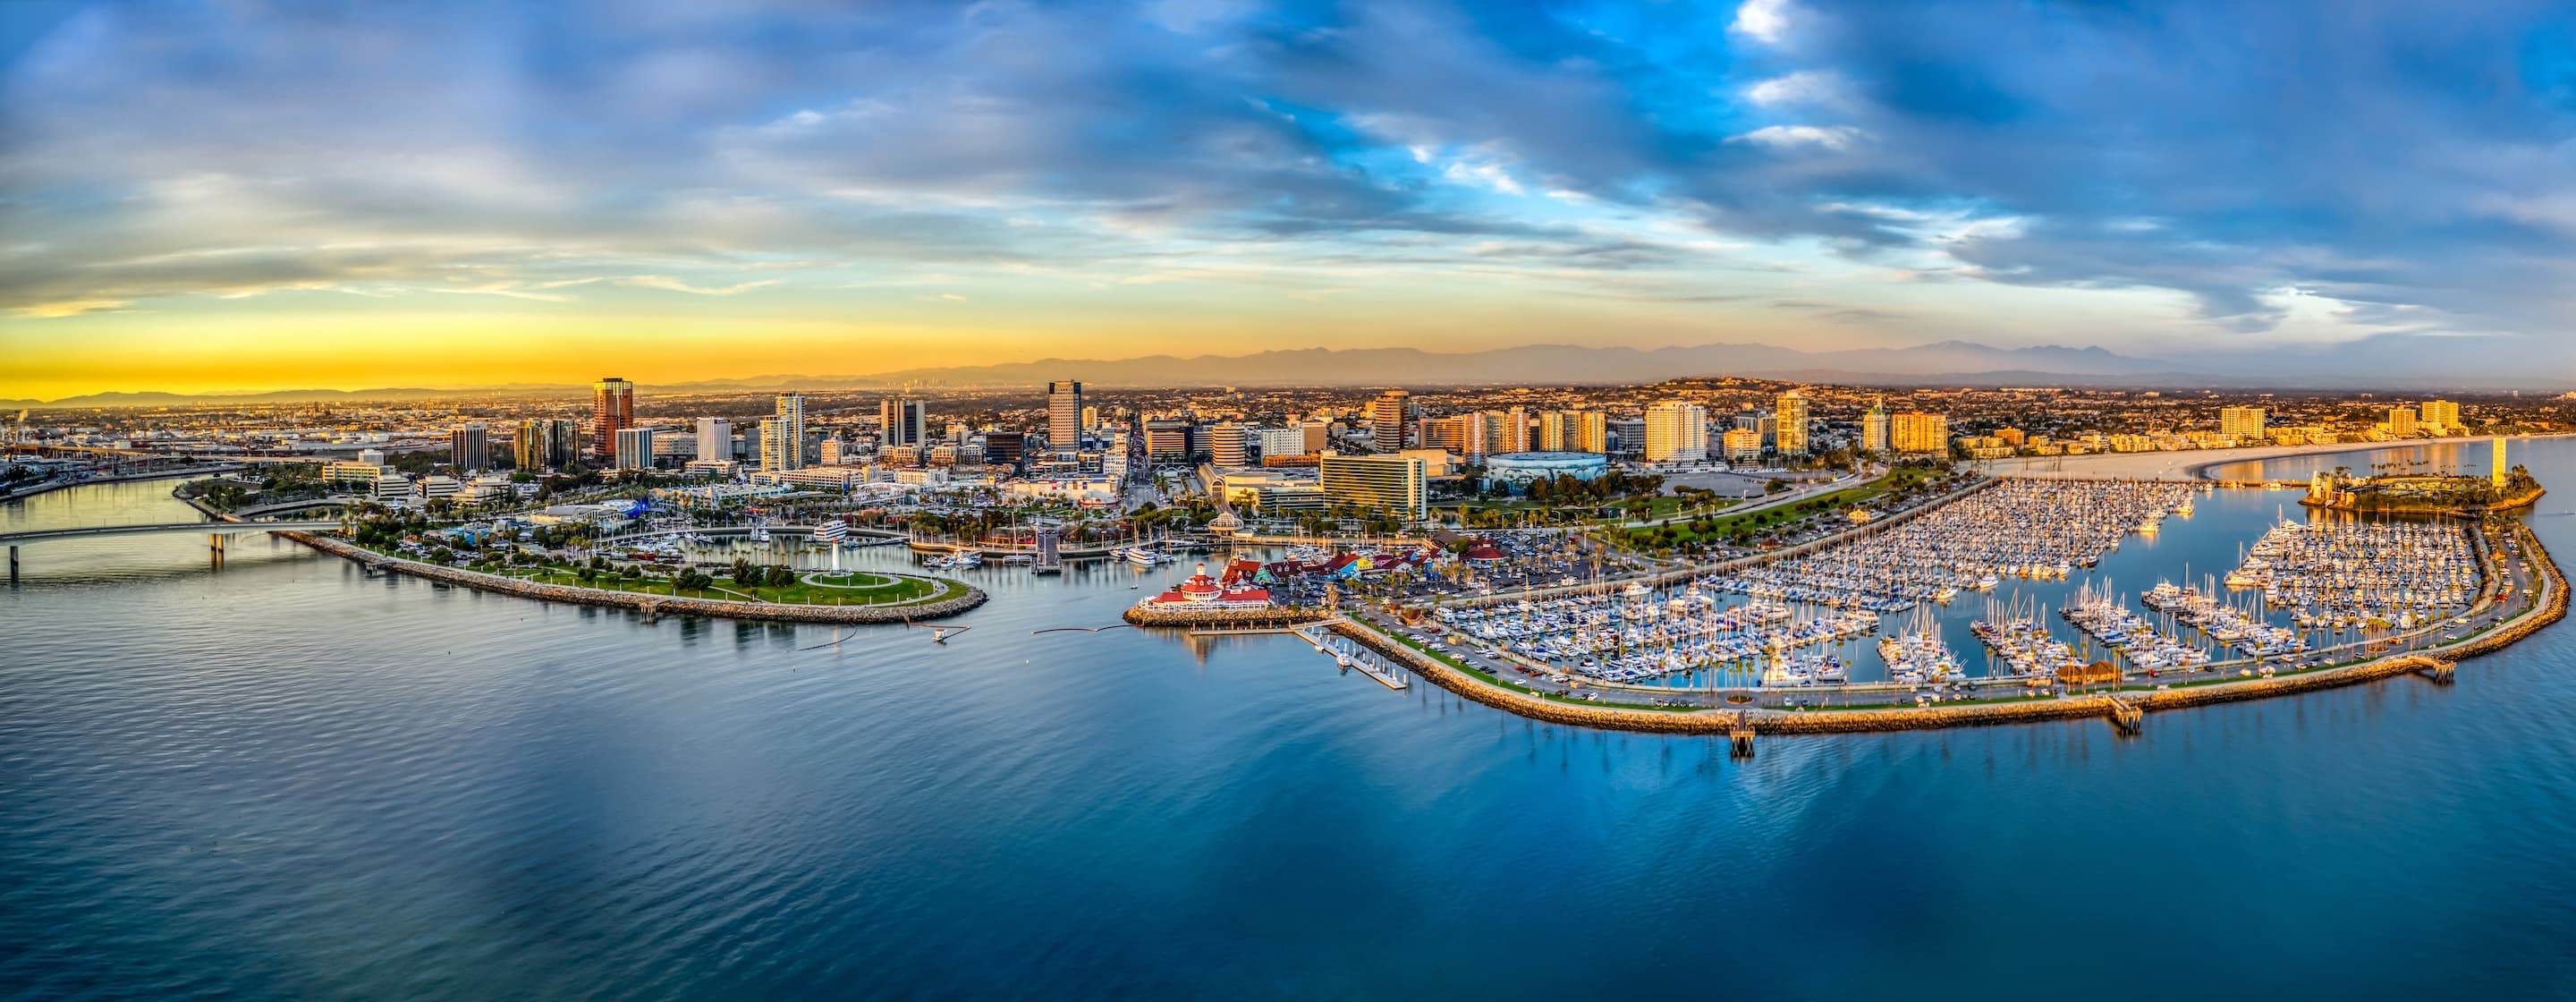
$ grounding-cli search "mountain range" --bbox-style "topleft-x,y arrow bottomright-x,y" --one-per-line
3,336 -> 2557,407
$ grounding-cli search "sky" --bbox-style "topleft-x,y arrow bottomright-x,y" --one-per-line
7,0 -> 2576,398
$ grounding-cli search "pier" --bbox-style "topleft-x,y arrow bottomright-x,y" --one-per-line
1188,618 -> 1408,690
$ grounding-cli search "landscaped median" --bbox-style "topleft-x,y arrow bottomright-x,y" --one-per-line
280,531 -> 985,624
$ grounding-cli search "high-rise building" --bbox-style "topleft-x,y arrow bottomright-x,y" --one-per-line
1642,401 -> 1709,463
983,430 -> 1026,468
2386,406 -> 2419,437
1861,402 -> 1891,454
1368,390 -> 1411,451
2219,405 -> 2267,442
879,399 -> 927,447
1574,411 -> 1608,454
614,428 -> 656,471
1208,423 -> 1250,468
1319,454 -> 1426,521
593,378 -> 635,460
1892,412 -> 1950,454
1607,416 -> 1646,456
2420,399 -> 2461,431
1538,411 -> 1571,452
1080,404 -> 1100,431
1144,419 -> 1193,459
696,418 -> 731,465
1775,390 -> 1810,456
2495,437 -> 2511,487
761,393 -> 808,472
1722,427 -> 1763,463
514,419 -> 579,471
1301,420 -> 1330,454
1047,379 -> 1084,454
1254,426 -> 1308,460
449,422 -> 487,471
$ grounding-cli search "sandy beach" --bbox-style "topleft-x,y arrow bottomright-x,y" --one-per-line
1981,435 -> 2556,481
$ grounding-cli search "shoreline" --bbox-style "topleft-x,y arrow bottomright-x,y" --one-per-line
282,531 -> 987,624
1978,434 -> 2575,483
1326,505 -> 2566,738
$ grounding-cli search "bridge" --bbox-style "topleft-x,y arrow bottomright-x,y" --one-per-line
4,519 -> 343,576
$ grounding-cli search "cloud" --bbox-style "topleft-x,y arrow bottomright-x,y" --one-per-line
1731,0 -> 1794,44
1731,124 -> 1864,151
618,276 -> 779,295
15,299 -> 131,318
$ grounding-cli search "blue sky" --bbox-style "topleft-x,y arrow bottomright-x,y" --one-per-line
6,0 -> 2576,394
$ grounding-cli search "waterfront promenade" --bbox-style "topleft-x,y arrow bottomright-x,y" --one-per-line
1986,435 -> 2572,481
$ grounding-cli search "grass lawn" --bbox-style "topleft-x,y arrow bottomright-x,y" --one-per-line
370,539 -> 972,607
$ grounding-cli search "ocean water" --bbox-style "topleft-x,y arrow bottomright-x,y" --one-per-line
7,454 -> 2576,999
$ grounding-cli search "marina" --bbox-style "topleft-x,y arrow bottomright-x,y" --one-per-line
1426,478 -> 2502,693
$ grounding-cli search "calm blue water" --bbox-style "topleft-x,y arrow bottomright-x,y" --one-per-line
8,455 -> 2576,999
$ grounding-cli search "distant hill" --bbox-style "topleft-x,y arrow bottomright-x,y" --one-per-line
9,334 -> 2563,407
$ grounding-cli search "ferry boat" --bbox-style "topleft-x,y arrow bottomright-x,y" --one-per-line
1125,545 -> 1173,567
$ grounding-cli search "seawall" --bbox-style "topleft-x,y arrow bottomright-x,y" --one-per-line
282,531 -> 987,624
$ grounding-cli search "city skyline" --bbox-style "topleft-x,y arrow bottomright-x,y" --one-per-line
13,1 -> 2576,398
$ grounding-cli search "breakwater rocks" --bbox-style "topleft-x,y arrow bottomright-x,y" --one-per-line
1122,606 -> 1329,629
1332,522 -> 2566,736
281,532 -> 986,624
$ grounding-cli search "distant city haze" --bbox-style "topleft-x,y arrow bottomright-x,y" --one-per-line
8,2 -> 2576,396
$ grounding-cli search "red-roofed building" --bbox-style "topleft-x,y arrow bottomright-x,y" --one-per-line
1138,563 -> 1275,610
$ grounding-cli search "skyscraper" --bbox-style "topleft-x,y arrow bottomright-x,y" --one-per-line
1368,390 -> 1411,451
763,393 -> 807,472
514,419 -> 579,471
1574,411 -> 1609,454
1775,390 -> 1810,456
879,398 -> 927,447
1642,401 -> 1708,463
1047,380 -> 1084,454
1538,411 -> 1570,452
1862,401 -> 1891,454
696,418 -> 731,463
1208,423 -> 1249,468
449,422 -> 487,471
593,378 -> 635,460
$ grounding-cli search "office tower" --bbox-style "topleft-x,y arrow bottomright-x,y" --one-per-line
1144,419 -> 1193,459
1642,401 -> 1709,463
1319,454 -> 1427,521
1368,390 -> 1411,451
983,430 -> 1026,468
2420,399 -> 2460,431
879,398 -> 927,447
1081,404 -> 1099,431
1047,379 -> 1084,454
1775,391 -> 1810,456
2219,406 -> 2267,442
696,418 -> 731,464
514,419 -> 578,471
1723,427 -> 1762,463
449,423 -> 487,471
1862,401 -> 1891,454
592,378 -> 636,460
1892,412 -> 1950,454
614,428 -> 655,470
1209,423 -> 1249,468
2386,406 -> 2418,437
